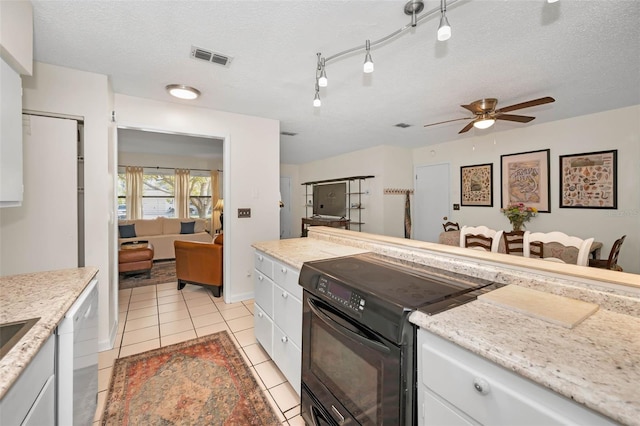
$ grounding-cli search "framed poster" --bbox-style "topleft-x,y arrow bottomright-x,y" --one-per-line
500,149 -> 550,212
559,149 -> 617,209
460,163 -> 493,207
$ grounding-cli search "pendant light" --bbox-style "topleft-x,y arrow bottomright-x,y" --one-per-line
363,40 -> 374,73
318,57 -> 328,87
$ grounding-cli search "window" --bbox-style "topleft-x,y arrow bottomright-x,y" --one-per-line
117,168 -> 211,219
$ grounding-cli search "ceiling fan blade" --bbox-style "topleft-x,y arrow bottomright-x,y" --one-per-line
424,117 -> 471,127
496,96 -> 555,113
496,114 -> 536,123
458,121 -> 475,134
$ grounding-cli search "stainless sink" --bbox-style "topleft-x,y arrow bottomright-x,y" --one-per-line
0,318 -> 40,359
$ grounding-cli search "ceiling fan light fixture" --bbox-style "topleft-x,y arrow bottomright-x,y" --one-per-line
165,84 -> 200,100
473,117 -> 495,130
363,40 -> 374,73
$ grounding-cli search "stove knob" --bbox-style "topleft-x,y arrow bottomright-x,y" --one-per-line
473,377 -> 490,395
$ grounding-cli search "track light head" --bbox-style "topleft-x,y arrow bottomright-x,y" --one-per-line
363,40 -> 374,73
313,88 -> 321,107
318,58 -> 328,87
437,14 -> 451,41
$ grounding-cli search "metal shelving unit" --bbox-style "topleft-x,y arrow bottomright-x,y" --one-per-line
302,175 -> 374,233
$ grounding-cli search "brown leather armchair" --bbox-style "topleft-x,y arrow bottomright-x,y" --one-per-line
174,234 -> 223,297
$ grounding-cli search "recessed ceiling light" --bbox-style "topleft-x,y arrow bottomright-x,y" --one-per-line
165,84 -> 201,100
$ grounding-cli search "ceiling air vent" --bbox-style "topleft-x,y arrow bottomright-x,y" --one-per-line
190,46 -> 233,67
280,131 -> 298,137
394,123 -> 412,128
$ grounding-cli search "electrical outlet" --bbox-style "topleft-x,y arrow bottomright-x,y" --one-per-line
453,204 -> 460,210
238,208 -> 251,218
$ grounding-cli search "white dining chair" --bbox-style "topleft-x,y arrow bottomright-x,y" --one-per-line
459,225 -> 504,253
523,231 -> 594,266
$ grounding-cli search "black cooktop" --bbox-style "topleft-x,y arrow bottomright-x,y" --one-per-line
301,253 -> 494,308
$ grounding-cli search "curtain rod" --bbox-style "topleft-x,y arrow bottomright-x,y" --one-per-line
118,165 -> 222,173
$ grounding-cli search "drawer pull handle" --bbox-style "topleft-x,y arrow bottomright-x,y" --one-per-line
258,312 -> 263,318
473,378 -> 490,395
282,292 -> 288,299
258,275 -> 264,281
258,255 -> 263,261
281,336 -> 288,343
281,267 -> 287,273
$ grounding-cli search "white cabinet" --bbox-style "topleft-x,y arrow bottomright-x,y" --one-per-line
0,58 -> 23,207
417,330 -> 617,426
254,250 -> 302,396
0,335 -> 55,426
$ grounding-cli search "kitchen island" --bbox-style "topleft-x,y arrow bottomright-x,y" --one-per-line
0,267 -> 98,399
254,226 -> 639,425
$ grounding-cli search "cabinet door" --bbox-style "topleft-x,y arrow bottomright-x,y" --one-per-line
22,374 -> 55,426
254,271 -> 274,317
273,286 -> 302,348
254,305 -> 273,357
0,58 -> 23,206
273,325 -> 301,397
421,388 -> 477,426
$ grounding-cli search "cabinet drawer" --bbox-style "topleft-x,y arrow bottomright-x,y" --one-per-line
421,388 -> 477,426
273,326 -> 301,397
273,262 -> 302,299
254,271 -> 274,317
420,332 -> 616,426
254,252 -> 274,279
254,306 -> 273,357
22,374 -> 55,426
273,289 -> 302,348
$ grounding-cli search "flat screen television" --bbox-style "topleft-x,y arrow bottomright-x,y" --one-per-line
313,183 -> 346,217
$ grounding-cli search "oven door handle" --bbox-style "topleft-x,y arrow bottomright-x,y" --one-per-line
307,298 -> 391,355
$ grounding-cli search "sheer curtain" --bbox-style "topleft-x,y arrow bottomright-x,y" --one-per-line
210,170 -> 220,231
125,166 -> 143,219
175,169 -> 190,219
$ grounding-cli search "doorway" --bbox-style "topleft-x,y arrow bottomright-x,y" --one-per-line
413,163 -> 451,243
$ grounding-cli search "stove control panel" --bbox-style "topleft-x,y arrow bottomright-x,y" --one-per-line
317,276 -> 365,313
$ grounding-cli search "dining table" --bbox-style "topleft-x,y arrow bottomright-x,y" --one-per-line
438,230 -> 603,264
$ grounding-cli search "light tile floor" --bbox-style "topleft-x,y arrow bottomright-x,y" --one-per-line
94,282 -> 304,425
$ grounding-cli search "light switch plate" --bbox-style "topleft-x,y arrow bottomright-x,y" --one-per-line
238,208 -> 251,218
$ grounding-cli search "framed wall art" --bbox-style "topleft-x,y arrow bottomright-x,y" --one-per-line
460,163 -> 493,207
500,149 -> 550,212
559,149 -> 617,209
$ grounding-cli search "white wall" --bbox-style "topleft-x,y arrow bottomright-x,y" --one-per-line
413,105 -> 640,274
114,94 -> 280,302
21,62 -> 114,349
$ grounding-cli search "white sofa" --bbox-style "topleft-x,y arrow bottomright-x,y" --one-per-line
118,217 -> 213,260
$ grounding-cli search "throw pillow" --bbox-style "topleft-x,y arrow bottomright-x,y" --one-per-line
119,224 -> 136,238
180,221 -> 196,234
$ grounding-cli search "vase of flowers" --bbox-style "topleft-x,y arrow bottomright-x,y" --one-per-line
501,203 -> 538,231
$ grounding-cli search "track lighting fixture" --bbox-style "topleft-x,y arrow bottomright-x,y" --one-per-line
437,0 -> 451,41
363,40 -> 374,73
313,0 -> 467,107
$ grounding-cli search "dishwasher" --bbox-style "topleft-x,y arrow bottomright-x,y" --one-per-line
56,278 -> 98,426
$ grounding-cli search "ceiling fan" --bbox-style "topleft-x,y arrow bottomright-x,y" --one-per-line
424,96 -> 555,134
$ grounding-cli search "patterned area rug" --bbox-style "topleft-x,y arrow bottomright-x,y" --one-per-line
102,331 -> 280,425
119,260 -> 177,289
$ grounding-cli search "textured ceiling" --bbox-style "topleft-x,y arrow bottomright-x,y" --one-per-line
31,0 -> 640,164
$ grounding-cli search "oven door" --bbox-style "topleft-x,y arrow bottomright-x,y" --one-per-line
301,292 -> 405,426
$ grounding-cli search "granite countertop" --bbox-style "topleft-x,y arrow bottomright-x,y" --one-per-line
252,237 -> 370,269
411,302 -> 640,426
254,231 -> 640,425
0,267 -> 98,399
